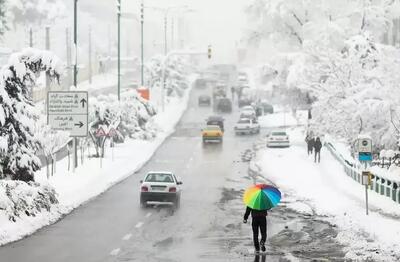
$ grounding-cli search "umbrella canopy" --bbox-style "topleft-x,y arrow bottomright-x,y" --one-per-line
243,184 -> 281,210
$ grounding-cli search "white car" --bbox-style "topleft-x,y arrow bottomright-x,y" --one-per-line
140,171 -> 182,208
240,106 -> 256,118
267,131 -> 290,148
234,118 -> 260,135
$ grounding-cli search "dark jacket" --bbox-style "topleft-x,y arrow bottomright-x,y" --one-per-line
307,138 -> 315,149
244,207 -> 268,220
314,139 -> 322,152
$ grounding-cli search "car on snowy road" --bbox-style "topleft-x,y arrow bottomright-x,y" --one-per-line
202,125 -> 223,144
216,98 -> 232,113
266,131 -> 290,148
206,116 -> 225,132
140,172 -> 182,208
234,118 -> 260,135
198,95 -> 211,106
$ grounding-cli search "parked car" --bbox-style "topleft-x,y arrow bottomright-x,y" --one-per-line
216,98 -> 232,113
202,125 -> 223,144
266,131 -> 290,148
206,116 -> 225,131
198,95 -> 211,106
234,118 -> 260,135
140,171 -> 182,208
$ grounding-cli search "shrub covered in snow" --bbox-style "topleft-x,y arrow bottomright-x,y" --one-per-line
0,48 -> 61,181
0,180 -> 58,223
88,90 -> 157,156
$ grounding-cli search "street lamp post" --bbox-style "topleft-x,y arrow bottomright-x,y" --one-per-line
141,0 -> 144,86
117,0 -> 121,101
73,0 -> 78,171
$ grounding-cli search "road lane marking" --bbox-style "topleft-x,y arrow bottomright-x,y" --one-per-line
122,233 -> 132,241
135,221 -> 144,228
146,212 -> 152,218
110,248 -> 121,256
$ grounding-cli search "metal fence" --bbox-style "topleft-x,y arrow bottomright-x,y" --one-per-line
325,142 -> 400,205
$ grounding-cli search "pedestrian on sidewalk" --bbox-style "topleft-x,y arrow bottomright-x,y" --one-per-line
231,86 -> 235,101
243,207 -> 268,253
305,134 -> 315,156
314,137 -> 322,163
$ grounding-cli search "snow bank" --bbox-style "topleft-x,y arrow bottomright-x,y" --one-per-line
255,128 -> 400,261
258,111 -> 298,128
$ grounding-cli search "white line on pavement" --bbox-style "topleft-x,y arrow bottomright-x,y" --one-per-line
122,233 -> 132,241
110,248 -> 121,256
135,222 -> 144,228
145,212 -> 152,218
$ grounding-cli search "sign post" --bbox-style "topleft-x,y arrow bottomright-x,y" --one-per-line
362,171 -> 372,215
47,91 -> 89,172
357,135 -> 373,215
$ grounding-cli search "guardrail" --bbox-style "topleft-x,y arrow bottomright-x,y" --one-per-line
325,142 -> 400,205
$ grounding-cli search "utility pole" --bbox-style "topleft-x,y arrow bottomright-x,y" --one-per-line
164,15 -> 167,55
73,0 -> 78,171
44,26 -> 51,111
171,17 -> 174,50
88,26 -> 92,84
141,0 -> 144,86
45,26 -> 50,92
29,28 -> 33,47
66,28 -> 72,90
117,0 -> 121,101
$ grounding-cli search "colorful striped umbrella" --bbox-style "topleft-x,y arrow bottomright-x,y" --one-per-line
243,184 -> 281,210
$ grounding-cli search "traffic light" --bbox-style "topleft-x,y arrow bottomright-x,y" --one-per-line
208,45 -> 212,59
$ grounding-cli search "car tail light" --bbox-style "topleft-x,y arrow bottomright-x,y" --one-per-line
169,187 -> 177,193
203,132 -> 208,136
141,186 -> 148,192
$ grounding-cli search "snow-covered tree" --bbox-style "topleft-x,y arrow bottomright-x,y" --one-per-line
9,0 -> 66,26
0,48 -> 61,181
145,55 -> 190,98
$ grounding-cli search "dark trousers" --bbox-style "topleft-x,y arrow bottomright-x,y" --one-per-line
307,146 -> 313,155
315,150 -> 320,163
252,217 -> 267,249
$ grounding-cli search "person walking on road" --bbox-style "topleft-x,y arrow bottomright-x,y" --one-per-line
305,134 -> 315,156
244,207 -> 268,253
314,137 -> 322,163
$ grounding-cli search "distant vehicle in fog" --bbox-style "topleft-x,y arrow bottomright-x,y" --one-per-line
140,172 -> 182,208
206,116 -> 224,131
216,98 -> 232,113
261,101 -> 274,114
195,78 -> 208,89
198,95 -> 211,106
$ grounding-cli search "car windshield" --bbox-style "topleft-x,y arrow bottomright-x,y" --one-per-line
238,119 -> 250,124
272,132 -> 287,136
205,126 -> 220,131
145,173 -> 175,183
207,121 -> 221,126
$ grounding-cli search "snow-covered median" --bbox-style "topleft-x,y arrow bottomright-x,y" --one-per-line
0,86 -> 192,246
255,128 -> 400,261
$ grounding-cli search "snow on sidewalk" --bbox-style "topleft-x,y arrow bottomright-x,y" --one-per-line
255,128 -> 400,261
0,87 -> 192,246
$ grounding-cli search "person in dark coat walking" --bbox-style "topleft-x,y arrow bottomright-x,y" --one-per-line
244,207 -> 268,253
305,134 -> 315,155
314,137 -> 322,163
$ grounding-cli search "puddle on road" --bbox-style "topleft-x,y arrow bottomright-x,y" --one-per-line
195,146 -> 347,262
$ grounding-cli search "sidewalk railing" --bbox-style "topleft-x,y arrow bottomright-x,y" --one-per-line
325,142 -> 400,205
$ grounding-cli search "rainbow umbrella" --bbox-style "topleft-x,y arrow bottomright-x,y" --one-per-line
243,184 -> 281,210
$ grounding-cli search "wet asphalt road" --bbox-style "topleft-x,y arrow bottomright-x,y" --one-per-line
0,87 -> 347,262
